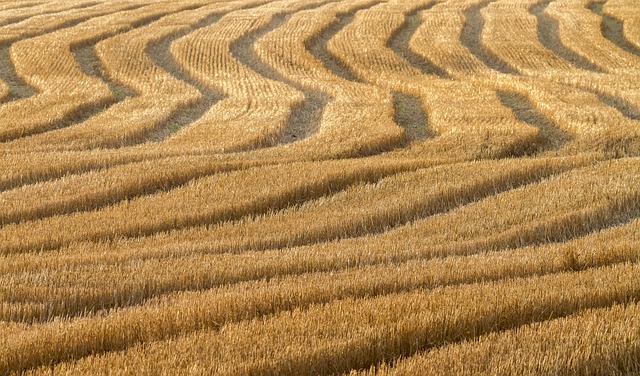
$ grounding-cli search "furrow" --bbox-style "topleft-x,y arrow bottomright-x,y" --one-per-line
497,90 -> 571,150
0,2 -> 178,143
385,3 -> 449,78
141,11 -> 228,142
603,0 -> 640,50
247,0 -> 407,158
0,157 -> 248,226
0,1 -> 103,100
529,0 -> 603,71
0,159 -> 421,254
4,233 -> 640,372
460,0 -> 519,74
392,92 -> 431,141
0,2 -> 217,151
329,0 -> 542,158
360,303 -> 640,375
483,0 -> 640,123
31,263 -> 640,375
73,45 -> 134,102
304,6 -> 364,82
545,0 -> 640,74
0,45 -> 35,102
143,0 -> 330,154
228,10 -> 330,144
0,2 -> 143,104
414,0 -> 640,155
0,157 -> 583,319
0,1 -> 98,29
0,2 -> 46,13
588,1 -> 640,56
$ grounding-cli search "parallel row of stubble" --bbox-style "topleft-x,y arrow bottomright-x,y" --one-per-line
326,0 -> 544,159
2,157 -> 639,369
2,223 -> 639,373
0,1 -> 105,101
0,157 -> 428,254
2,0 -> 640,374
0,0 -> 238,153
0,1 -> 180,142
6,0 -> 636,184
249,0 -> 408,157
0,0 -> 406,194
0,156 -> 593,321
357,302 -> 640,375
2,0 -> 340,154
604,0 -> 640,49
19,262 -> 640,375
409,0 -> 640,155
482,0 -> 640,119
547,0 -> 640,74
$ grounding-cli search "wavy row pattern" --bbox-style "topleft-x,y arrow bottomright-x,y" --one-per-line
1,0 -> 639,374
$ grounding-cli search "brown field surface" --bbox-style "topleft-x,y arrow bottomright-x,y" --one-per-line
1,0 -> 639,374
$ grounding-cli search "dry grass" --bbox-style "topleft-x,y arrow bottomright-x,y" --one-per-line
1,0 -> 639,374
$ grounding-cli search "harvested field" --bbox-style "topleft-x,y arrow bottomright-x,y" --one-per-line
1,0 -> 639,374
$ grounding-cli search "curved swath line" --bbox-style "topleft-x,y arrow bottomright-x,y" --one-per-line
546,0 -> 640,74
0,0 -> 103,99
189,266 -> 640,375
303,5 -> 365,82
0,4 -> 220,151
0,158 -> 580,307
497,90 -> 571,149
165,159 -> 579,257
482,0 -> 574,75
0,2 -> 45,12
72,45 -> 135,102
595,92 -> 640,121
0,3 -> 173,143
529,0 -> 603,72
0,159 -> 424,254
142,13 -> 227,142
146,2 -> 294,145
0,2 -> 144,105
150,0 -> 331,146
385,5 -> 444,143
152,0 -> 332,154
381,304 -> 640,375
603,0 -> 640,51
482,0 -> 640,122
392,92 -> 431,141
0,156 -> 594,268
328,0 -> 542,159
5,238 -> 639,372
229,12 -> 330,144
240,0 -> 409,159
8,158 -> 637,322
412,1 -> 640,152
4,190 -> 638,325
588,2 -> 640,57
141,3 -> 308,152
0,46 -> 35,102
1,3 -> 271,153
0,2 -> 271,153
0,1 -> 99,29
0,157 -> 250,226
0,2 -> 399,188
385,3 -> 449,78
31,263 -> 640,374
460,0 -> 519,74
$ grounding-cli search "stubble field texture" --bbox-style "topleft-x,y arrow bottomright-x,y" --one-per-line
1,0 -> 640,374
